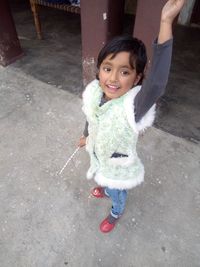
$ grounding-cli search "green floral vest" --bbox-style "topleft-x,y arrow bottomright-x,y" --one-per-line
82,80 -> 155,190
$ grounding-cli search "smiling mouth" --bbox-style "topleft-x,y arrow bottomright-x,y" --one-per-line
106,84 -> 120,93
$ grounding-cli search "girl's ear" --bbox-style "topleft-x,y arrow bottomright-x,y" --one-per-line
134,73 -> 142,86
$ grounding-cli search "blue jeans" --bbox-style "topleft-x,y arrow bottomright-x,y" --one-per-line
105,187 -> 127,218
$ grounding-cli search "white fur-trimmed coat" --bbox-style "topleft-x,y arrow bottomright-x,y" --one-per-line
82,79 -> 155,190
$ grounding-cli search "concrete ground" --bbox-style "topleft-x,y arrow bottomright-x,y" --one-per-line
1,64 -> 200,267
0,1 -> 200,266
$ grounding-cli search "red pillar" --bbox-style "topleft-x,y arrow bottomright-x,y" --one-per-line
0,0 -> 23,66
81,0 -> 125,85
133,0 -> 165,62
191,0 -> 200,24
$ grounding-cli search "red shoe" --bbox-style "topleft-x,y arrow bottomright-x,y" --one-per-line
91,187 -> 106,198
100,217 -> 116,233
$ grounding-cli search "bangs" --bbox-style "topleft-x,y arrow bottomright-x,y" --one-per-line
107,52 -> 136,70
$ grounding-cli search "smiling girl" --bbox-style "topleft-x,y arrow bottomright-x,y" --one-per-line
78,0 -> 185,233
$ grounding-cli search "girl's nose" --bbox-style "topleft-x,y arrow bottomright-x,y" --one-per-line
109,70 -> 118,82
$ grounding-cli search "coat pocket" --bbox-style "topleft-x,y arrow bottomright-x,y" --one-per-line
111,152 -> 128,158
109,152 -> 135,167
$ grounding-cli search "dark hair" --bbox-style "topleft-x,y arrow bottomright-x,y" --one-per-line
97,35 -> 147,83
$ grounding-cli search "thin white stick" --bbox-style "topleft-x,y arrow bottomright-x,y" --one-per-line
59,146 -> 80,175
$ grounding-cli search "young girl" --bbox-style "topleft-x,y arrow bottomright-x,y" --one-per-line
78,0 -> 185,233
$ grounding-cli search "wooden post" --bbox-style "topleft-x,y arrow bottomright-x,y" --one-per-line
81,0 -> 125,85
0,0 -> 23,66
29,0 -> 42,40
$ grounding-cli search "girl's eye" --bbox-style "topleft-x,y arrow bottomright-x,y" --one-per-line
103,67 -> 111,72
121,70 -> 130,76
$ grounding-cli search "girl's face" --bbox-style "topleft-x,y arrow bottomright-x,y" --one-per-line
99,51 -> 141,100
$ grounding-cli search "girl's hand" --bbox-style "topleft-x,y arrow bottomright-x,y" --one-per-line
158,0 -> 185,43
161,0 -> 185,24
78,136 -> 87,147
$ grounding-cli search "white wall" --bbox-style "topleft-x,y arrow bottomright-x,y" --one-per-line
178,0 -> 196,25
